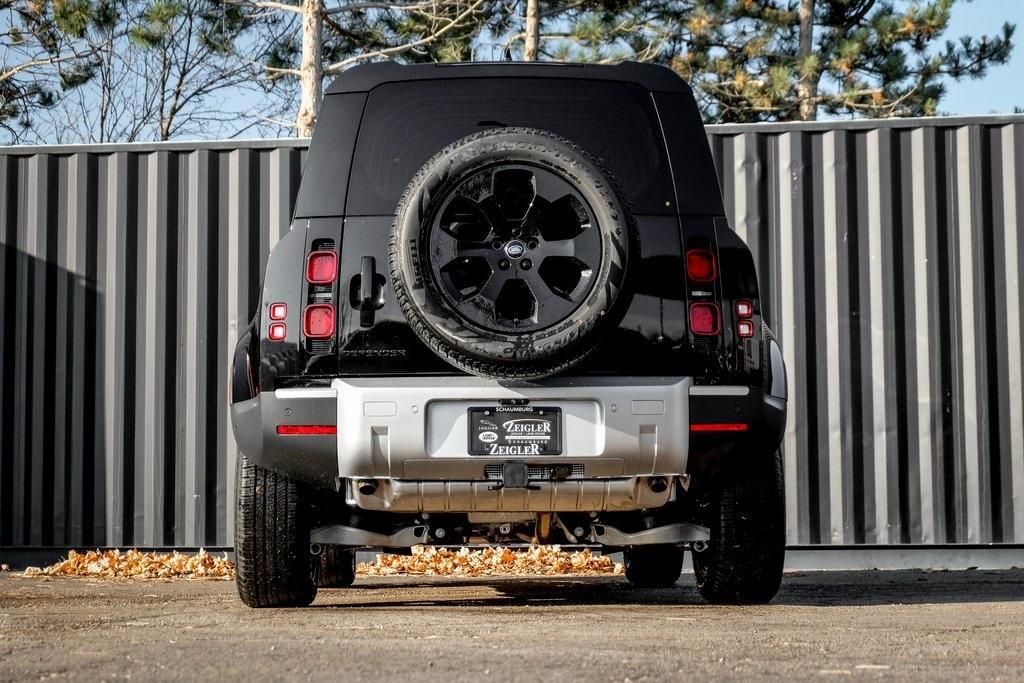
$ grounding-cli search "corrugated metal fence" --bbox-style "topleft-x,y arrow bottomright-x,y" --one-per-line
2,115 -> 1023,550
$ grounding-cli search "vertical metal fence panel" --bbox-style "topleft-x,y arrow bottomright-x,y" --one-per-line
1,116 -> 1023,549
711,115 -> 1024,546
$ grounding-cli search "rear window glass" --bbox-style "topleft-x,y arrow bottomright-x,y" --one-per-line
345,79 -> 674,215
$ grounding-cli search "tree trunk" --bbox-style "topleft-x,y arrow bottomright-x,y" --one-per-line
795,0 -> 817,121
296,0 -> 324,137
523,0 -> 539,61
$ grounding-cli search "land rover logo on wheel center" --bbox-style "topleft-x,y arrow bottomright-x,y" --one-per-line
504,240 -> 526,259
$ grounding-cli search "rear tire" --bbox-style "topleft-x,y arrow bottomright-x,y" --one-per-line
234,454 -> 317,608
623,544 -> 685,587
692,449 -> 786,604
315,546 -> 356,588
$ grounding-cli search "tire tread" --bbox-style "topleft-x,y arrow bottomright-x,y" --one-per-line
693,449 -> 786,604
235,455 -> 317,608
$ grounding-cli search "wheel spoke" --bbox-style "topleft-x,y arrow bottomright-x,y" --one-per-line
457,245 -> 500,261
520,267 -> 579,324
540,238 -> 576,259
475,269 -> 511,303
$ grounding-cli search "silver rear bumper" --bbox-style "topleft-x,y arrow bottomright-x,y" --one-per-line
334,375 -> 691,481
330,375 -> 691,512
232,373 -> 783,513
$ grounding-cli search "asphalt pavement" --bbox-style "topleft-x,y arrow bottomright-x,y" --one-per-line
2,569 -> 1023,681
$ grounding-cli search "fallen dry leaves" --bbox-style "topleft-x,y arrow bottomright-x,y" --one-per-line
17,545 -> 622,581
22,549 -> 234,580
358,545 -> 624,577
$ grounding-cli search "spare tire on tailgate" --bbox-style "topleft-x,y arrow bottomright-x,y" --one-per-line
389,127 -> 634,380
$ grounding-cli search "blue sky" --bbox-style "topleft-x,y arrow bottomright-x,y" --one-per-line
942,0 -> 1023,114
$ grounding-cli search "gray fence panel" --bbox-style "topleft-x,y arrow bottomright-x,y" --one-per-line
1,116 -> 1022,549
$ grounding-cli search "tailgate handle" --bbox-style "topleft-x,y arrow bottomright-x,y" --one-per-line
359,256 -> 378,327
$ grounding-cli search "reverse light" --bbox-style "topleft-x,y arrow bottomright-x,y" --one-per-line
306,250 -> 338,284
735,300 -> 753,318
737,320 -> 755,338
691,423 -> 749,433
269,302 -> 288,320
276,424 -> 337,435
303,304 -> 335,339
268,322 -> 287,341
686,248 -> 717,282
689,302 -> 721,336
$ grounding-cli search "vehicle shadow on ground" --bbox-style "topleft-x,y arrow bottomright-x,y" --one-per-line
314,570 -> 1024,609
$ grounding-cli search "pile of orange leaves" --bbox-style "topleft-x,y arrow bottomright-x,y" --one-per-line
358,545 -> 623,577
19,545 -> 622,580
23,549 -> 234,580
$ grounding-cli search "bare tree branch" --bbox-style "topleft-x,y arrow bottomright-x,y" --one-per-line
324,0 -> 483,74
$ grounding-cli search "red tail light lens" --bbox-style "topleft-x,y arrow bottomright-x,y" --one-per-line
303,304 -> 335,339
691,423 -> 749,433
276,425 -> 337,435
686,248 -> 717,282
306,251 -> 338,284
689,302 -> 721,335
269,302 -> 288,320
268,322 -> 287,341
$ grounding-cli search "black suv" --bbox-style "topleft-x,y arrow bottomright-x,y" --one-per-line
230,61 -> 788,607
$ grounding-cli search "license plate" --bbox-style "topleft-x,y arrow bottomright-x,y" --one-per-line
468,406 -> 562,455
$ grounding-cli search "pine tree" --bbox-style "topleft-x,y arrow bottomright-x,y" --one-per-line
491,0 -> 1014,122
1,0 -> 113,137
660,0 -> 1015,121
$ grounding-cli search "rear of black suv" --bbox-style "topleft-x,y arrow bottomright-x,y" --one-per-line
230,61 -> 788,608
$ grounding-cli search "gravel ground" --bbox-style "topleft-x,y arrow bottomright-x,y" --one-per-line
2,569 -> 1023,681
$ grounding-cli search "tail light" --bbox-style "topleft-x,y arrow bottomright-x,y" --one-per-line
268,322 -> 287,341
735,299 -> 754,337
269,302 -> 288,320
689,302 -> 721,336
303,304 -> 335,339
277,424 -> 337,435
691,422 -> 749,433
306,250 -> 338,284
686,248 -> 716,282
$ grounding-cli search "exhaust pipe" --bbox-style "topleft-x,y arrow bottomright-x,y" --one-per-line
648,476 -> 668,494
356,479 -> 378,496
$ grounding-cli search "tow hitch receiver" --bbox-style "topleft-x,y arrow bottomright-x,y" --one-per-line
488,462 -> 540,491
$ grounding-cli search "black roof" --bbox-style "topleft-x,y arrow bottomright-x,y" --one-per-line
324,61 -> 692,95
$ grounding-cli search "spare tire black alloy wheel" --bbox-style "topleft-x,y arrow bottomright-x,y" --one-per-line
429,164 -> 600,333
391,128 -> 634,380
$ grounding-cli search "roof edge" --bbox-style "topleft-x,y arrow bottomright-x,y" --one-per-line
324,60 -> 692,95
